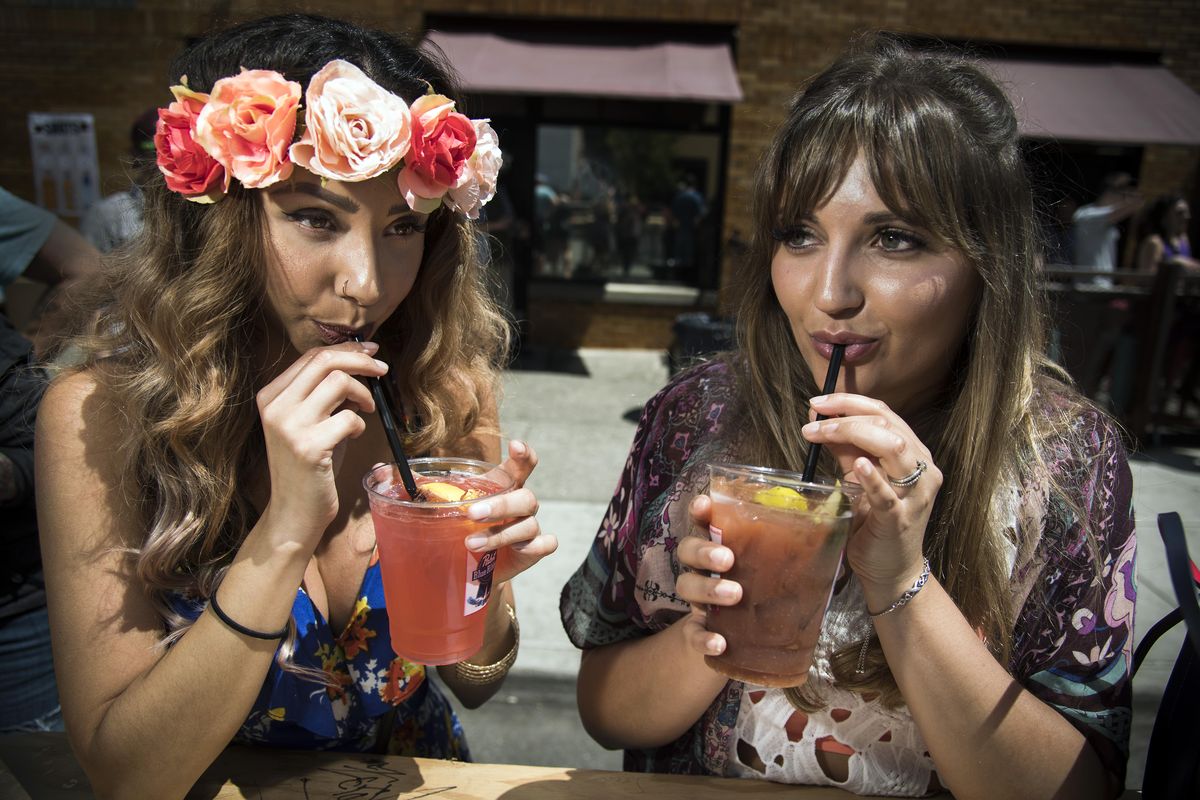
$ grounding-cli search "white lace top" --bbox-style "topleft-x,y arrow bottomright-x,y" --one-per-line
726,577 -> 936,795
727,491 -> 1023,796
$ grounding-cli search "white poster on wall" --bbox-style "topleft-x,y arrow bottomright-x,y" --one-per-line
27,112 -> 100,217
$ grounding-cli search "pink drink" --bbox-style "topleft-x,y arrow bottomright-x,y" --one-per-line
364,459 -> 514,665
704,464 -> 857,688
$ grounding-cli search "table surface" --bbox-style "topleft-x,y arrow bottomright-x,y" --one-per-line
0,732 -> 866,799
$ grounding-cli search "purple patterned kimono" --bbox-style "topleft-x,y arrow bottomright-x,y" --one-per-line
560,359 -> 1134,788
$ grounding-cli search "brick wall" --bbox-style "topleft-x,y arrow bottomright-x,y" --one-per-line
3,0 -> 1196,344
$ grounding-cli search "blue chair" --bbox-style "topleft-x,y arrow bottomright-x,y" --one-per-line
1131,512 -> 1200,799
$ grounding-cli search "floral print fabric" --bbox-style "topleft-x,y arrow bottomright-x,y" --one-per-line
560,359 -> 1134,789
171,549 -> 469,758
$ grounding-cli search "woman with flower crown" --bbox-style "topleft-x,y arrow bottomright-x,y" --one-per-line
35,13 -> 556,797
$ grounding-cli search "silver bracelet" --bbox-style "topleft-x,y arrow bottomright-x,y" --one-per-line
867,558 -> 931,618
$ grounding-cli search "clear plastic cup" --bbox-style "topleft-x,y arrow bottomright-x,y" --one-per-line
704,463 -> 859,688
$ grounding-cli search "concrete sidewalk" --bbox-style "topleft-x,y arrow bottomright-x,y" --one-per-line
444,348 -> 1200,788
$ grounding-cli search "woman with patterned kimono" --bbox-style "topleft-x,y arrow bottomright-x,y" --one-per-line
562,34 -> 1134,799
36,14 -> 556,798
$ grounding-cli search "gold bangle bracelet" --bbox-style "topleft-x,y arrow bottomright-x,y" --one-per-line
453,602 -> 519,685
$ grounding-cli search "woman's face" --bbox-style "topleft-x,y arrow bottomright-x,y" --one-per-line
770,156 -> 981,417
259,171 -> 429,355
1168,199 -> 1191,236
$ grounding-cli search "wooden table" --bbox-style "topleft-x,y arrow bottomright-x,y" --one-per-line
0,732 -> 865,799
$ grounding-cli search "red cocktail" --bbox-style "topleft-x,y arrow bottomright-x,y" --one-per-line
705,463 -> 858,687
364,458 -> 514,665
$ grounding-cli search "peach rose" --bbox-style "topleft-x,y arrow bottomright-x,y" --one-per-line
195,68 -> 301,189
396,94 -> 476,213
155,83 -> 227,203
289,60 -> 412,182
445,119 -> 502,220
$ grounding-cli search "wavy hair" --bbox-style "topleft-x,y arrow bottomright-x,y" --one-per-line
49,14 -> 510,667
728,33 -> 1102,706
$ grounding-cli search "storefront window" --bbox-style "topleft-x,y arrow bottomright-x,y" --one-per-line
532,124 -> 722,287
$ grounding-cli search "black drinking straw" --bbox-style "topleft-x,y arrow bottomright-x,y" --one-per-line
353,336 -> 424,501
800,343 -> 846,483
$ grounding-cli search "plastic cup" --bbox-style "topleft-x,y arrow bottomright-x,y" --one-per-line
364,458 -> 515,665
704,463 -> 859,688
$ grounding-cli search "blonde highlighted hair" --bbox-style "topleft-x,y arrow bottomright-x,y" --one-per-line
728,33 -> 1102,706
48,15 -> 510,666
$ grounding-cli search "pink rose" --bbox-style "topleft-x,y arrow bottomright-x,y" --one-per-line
396,94 -> 476,213
195,68 -> 301,189
155,83 -> 227,203
289,60 -> 412,182
445,119 -> 502,220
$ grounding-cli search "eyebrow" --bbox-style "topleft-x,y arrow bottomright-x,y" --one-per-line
862,211 -> 906,226
269,182 -> 421,219
270,182 -> 359,213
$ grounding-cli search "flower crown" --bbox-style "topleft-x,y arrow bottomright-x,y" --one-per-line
154,59 -> 500,219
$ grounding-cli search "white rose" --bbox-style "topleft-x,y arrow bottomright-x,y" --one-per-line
446,119 -> 502,219
289,60 -> 411,182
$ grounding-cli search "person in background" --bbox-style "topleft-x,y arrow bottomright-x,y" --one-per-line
80,107 -> 158,254
669,174 -> 706,279
533,173 -> 565,276
563,34 -> 1133,798
1136,193 -> 1200,413
1071,172 -> 1143,287
36,14 -> 556,797
0,186 -> 99,734
1135,193 -> 1200,274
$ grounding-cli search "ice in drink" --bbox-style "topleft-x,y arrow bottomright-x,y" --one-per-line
364,458 -> 514,665
704,464 -> 856,688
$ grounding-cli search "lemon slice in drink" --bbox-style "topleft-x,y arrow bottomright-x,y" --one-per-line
812,486 -> 845,518
754,485 -> 809,511
421,482 -> 467,502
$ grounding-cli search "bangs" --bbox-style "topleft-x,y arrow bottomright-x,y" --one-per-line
773,107 -> 859,228
772,87 -> 983,258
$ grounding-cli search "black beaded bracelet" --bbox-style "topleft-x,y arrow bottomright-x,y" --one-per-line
208,589 -> 289,640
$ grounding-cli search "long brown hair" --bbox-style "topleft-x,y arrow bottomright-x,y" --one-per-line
730,33 -> 1101,705
48,15 -> 510,658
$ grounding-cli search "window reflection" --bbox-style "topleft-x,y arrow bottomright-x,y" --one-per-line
533,125 -> 721,287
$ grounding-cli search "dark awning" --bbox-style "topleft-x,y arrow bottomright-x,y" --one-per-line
424,30 -> 743,103
982,59 -> 1200,146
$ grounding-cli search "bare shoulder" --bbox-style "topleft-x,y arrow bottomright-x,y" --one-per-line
38,368 -> 126,453
37,367 -> 140,547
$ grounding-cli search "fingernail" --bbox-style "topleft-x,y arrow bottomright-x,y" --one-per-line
706,636 -> 725,655
373,359 -> 388,371
714,582 -> 738,600
857,458 -> 874,475
810,395 -> 828,404
467,502 -> 492,520
803,421 -> 821,434
465,535 -> 488,551
711,547 -> 733,569
360,341 -> 379,353
510,440 -> 526,456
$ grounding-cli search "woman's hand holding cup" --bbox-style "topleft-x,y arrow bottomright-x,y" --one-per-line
676,494 -> 742,659
464,440 -> 558,583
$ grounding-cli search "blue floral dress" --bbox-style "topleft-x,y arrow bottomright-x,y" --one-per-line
171,549 -> 470,758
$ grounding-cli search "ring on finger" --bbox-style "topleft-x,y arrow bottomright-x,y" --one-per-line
887,459 -> 927,488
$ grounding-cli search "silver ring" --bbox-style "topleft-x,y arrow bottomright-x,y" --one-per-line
887,460 -> 927,488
